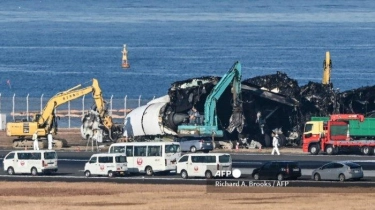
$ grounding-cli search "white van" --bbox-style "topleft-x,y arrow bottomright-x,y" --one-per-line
84,153 -> 128,177
176,153 -> 232,179
3,150 -> 58,176
108,142 -> 181,176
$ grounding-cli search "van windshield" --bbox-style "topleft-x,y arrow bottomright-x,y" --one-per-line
44,152 -> 57,159
165,144 -> 180,154
115,156 -> 127,163
219,155 -> 231,163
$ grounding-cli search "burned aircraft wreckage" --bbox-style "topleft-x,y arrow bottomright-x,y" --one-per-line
123,67 -> 375,148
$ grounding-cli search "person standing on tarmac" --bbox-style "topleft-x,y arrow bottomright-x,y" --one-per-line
47,131 -> 53,150
271,131 -> 280,155
32,131 -> 39,150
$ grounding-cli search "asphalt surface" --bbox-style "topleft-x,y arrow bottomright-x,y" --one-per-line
1,150 -> 375,187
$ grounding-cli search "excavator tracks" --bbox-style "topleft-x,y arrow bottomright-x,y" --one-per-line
12,138 -> 68,149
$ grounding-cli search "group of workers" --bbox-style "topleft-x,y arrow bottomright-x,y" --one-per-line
32,131 -> 53,150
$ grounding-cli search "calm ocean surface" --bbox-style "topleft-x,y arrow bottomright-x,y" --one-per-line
1,0 -> 375,100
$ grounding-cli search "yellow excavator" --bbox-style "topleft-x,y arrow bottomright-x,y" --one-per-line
322,51 -> 332,85
6,78 -> 122,149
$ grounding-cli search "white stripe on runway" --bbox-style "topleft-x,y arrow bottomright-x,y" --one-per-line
234,168 -> 375,177
230,153 -> 375,158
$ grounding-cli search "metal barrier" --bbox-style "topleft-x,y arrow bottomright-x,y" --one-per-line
0,93 -> 156,128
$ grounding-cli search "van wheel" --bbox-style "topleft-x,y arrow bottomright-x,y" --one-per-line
205,170 -> 212,179
190,146 -> 197,153
108,171 -> 114,177
253,173 -> 259,180
181,170 -> 188,179
84,170 -> 91,177
31,167 -> 38,176
339,174 -> 346,182
277,173 -> 284,181
145,166 -> 153,176
7,167 -> 15,175
314,173 -> 321,181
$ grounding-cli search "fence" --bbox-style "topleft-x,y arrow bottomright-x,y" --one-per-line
0,93 -> 156,129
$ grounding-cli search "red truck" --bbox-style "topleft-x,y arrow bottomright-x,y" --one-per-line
302,114 -> 375,155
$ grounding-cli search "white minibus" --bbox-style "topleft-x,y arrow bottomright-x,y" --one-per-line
84,153 -> 128,177
3,150 -> 58,176
176,153 -> 232,179
108,142 -> 181,176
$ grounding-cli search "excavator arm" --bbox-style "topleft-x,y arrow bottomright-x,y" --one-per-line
177,61 -> 245,137
90,79 -> 114,131
204,61 -> 244,133
80,81 -> 123,143
322,51 -> 332,85
88,79 -> 119,140
37,79 -> 101,134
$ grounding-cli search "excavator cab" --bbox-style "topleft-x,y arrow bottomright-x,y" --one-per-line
34,114 -> 41,122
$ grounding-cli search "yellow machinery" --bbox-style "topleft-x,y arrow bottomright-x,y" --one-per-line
6,78 -> 118,149
322,51 -> 332,85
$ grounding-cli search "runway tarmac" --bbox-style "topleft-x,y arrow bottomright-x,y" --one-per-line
1,150 -> 375,187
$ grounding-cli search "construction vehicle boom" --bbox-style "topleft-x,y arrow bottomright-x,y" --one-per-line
177,61 -> 245,137
322,51 -> 332,85
6,79 -> 121,149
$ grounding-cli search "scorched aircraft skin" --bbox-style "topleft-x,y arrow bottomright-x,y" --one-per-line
123,66 -> 375,148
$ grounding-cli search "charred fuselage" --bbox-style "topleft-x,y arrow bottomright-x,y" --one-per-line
123,70 -> 375,147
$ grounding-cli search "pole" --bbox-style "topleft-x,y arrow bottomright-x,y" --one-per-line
138,95 -> 141,107
40,94 -> 44,114
110,95 -> 113,115
82,95 -> 85,117
12,93 -> 15,121
124,95 -> 127,124
0,93 -> 2,113
68,101 -> 71,129
26,94 -> 29,120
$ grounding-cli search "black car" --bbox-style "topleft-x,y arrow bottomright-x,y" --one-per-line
252,161 -> 301,181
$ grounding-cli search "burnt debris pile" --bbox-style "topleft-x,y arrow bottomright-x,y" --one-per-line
168,76 -> 220,113
339,85 -> 375,116
243,71 -> 301,98
167,72 -> 375,147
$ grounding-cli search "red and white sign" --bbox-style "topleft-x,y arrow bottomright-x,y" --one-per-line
20,161 -> 25,166
100,165 -> 105,170
194,166 -> 198,171
137,158 -> 143,165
